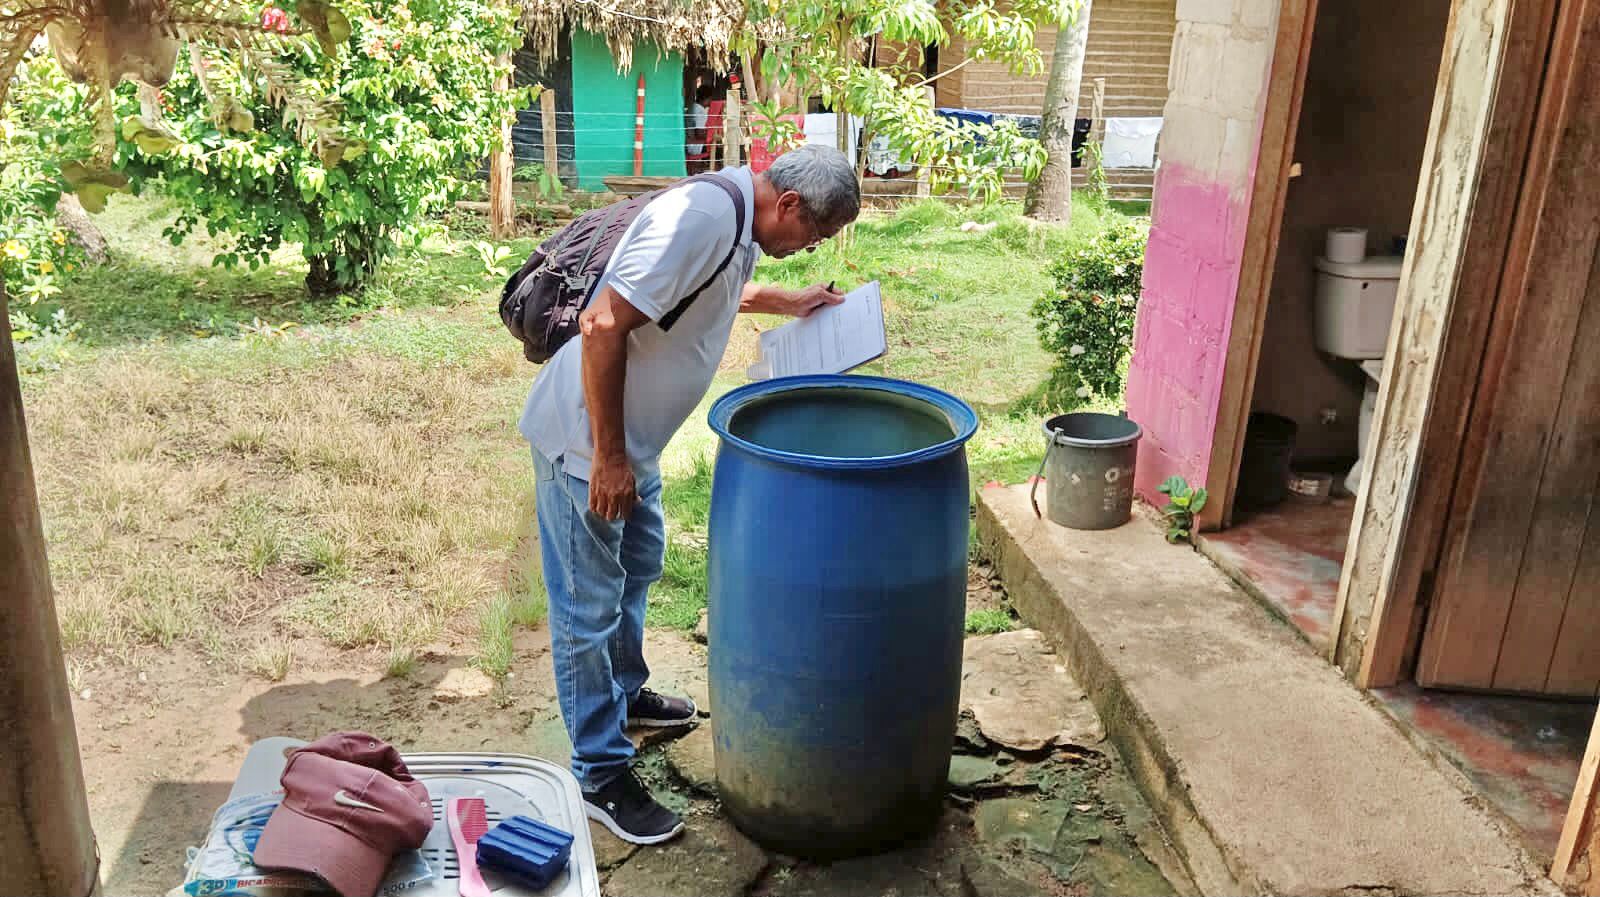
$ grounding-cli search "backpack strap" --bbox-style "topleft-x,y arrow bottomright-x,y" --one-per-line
562,199 -> 629,294
658,173 -> 748,332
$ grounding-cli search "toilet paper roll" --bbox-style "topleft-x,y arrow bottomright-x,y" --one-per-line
1326,227 -> 1368,264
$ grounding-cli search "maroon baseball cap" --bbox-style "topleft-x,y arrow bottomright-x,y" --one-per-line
253,732 -> 434,897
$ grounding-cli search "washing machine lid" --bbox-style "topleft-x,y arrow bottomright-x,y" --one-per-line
1315,255 -> 1405,280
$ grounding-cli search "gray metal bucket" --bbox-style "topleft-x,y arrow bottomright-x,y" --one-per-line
1031,413 -> 1142,530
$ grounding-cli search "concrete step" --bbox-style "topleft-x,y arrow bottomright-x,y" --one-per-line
977,484 -> 1556,896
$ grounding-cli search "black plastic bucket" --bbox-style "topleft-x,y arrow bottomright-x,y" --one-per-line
1236,412 -> 1297,511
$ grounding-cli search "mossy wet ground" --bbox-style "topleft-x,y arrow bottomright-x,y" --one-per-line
599,713 -> 1183,897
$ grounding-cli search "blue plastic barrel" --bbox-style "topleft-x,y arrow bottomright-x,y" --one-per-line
705,375 -> 979,858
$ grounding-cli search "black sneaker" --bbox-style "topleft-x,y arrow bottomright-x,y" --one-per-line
584,770 -> 685,845
627,688 -> 698,728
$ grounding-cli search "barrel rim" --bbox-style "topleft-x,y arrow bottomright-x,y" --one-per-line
1043,412 -> 1143,448
708,374 -> 979,470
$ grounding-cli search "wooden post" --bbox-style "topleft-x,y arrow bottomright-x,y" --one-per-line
487,52 -> 515,239
915,85 -> 934,198
1554,711 -> 1600,892
0,282 -> 100,897
541,86 -> 558,185
1087,77 -> 1106,197
724,86 -> 743,168
633,74 -> 646,178
1091,77 -> 1106,143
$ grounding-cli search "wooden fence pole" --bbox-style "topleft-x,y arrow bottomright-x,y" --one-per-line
1088,77 -> 1107,195
915,85 -> 935,198
487,51 -> 515,239
724,86 -> 743,168
1092,77 -> 1106,142
0,281 -> 100,897
541,86 -> 559,185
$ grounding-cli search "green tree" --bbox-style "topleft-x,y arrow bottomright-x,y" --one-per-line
1024,0 -> 1093,221
115,0 -> 528,294
743,0 -> 1084,198
0,0 -> 354,188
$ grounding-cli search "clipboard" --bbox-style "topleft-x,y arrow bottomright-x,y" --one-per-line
746,281 -> 888,380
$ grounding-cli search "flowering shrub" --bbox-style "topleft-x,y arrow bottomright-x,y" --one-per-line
1030,220 -> 1147,409
1,53 -> 91,306
115,0 -> 529,295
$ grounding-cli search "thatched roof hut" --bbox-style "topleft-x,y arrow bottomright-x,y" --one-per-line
518,0 -> 749,70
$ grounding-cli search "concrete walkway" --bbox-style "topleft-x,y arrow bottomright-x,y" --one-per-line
978,484 -> 1557,897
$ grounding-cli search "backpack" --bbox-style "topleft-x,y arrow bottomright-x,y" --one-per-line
498,173 -> 746,364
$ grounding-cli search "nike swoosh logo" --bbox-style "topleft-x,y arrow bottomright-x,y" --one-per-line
333,790 -> 385,813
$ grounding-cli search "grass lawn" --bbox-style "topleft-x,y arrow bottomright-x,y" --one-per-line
15,192 -> 1129,676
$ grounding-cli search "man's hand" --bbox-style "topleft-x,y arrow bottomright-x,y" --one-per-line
790,282 -> 845,317
588,452 -> 637,521
740,282 -> 845,317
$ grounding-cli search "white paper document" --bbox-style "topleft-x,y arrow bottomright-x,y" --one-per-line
747,281 -> 888,380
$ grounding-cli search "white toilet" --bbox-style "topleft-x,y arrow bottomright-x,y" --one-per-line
1313,254 -> 1404,496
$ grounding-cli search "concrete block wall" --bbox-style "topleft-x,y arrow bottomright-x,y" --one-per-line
1125,0 -> 1279,503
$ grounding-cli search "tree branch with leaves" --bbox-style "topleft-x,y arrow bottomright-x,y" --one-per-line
741,0 -> 1083,198
0,0 -> 354,210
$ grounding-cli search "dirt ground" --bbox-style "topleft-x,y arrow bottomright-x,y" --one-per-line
77,621 -> 1189,897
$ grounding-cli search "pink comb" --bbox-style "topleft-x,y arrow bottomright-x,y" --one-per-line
446,797 -> 491,897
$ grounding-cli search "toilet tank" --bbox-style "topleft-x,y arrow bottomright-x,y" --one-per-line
1313,255 -> 1404,360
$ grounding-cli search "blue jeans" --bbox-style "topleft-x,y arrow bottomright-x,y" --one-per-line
533,450 -> 664,791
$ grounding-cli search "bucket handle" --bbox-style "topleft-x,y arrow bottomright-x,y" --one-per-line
1029,431 -> 1055,519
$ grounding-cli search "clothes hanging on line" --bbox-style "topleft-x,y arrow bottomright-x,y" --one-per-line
1101,117 -> 1163,169
1072,118 -> 1093,167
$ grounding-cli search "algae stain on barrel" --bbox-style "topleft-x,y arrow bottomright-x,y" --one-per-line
706,375 -> 978,858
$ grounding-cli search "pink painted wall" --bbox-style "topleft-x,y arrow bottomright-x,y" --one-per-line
1125,0 -> 1279,504
1127,172 -> 1254,500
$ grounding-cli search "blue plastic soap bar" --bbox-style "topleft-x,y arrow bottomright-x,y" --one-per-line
476,815 -> 574,890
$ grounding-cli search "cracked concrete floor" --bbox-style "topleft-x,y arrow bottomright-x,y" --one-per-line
76,623 -> 1186,897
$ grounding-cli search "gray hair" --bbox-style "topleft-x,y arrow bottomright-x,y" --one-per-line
766,144 -> 861,231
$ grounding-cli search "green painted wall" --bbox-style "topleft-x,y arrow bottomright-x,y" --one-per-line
570,30 -> 687,190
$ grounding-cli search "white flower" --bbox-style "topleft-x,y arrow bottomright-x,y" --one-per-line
1113,265 -> 1126,276
1069,344 -> 1086,356
1076,386 -> 1093,398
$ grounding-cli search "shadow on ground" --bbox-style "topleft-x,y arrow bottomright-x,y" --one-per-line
104,780 -> 232,896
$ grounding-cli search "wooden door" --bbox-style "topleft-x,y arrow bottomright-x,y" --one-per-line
1416,0 -> 1600,696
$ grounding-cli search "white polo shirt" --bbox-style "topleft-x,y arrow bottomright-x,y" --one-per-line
518,166 -> 759,482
